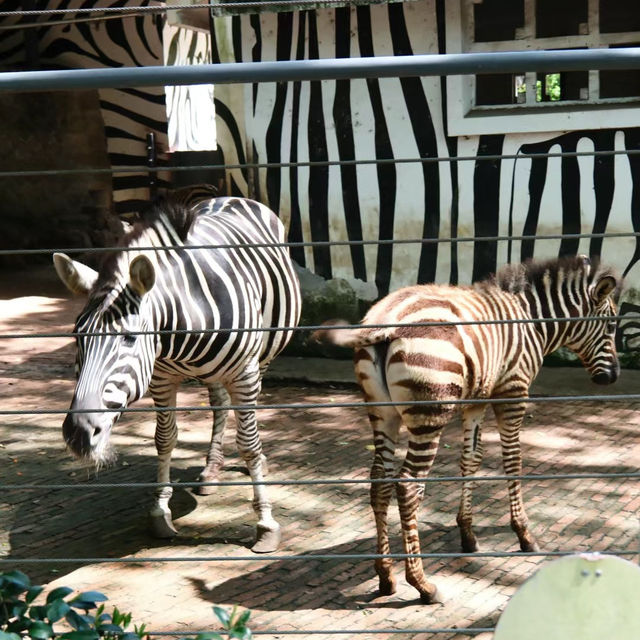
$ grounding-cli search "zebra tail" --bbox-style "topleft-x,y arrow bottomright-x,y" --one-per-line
311,319 -> 391,349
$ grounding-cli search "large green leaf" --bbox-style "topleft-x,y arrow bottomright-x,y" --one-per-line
65,609 -> 92,631
27,620 -> 54,640
58,631 -> 99,640
73,592 -> 107,604
0,631 -> 21,640
1,571 -> 30,591
46,600 -> 70,623
28,605 -> 47,621
235,610 -> 251,627
8,601 -> 28,619
212,607 -> 230,628
46,587 -> 73,605
26,586 -> 44,605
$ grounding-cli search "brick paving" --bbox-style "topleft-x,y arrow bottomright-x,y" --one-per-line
1,268 -> 639,639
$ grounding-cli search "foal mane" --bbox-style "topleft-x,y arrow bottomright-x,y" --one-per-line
486,255 -> 618,295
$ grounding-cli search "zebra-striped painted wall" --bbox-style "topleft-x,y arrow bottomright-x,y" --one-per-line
164,21 -> 215,153
209,0 -> 640,302
0,1 -> 176,213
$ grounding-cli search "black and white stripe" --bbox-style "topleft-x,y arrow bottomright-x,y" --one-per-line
54,194 -> 301,553
313,255 -> 621,602
0,1 -> 172,213
209,2 -> 640,315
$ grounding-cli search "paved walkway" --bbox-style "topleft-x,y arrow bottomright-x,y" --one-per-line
1,268 -> 639,639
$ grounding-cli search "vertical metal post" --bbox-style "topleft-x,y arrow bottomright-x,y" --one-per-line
146,132 -> 158,199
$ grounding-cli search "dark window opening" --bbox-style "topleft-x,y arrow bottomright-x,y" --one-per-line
476,73 -> 525,106
600,70 -> 640,98
536,0 -> 588,37
600,0 -> 640,34
474,0 -> 524,42
600,43 -> 640,98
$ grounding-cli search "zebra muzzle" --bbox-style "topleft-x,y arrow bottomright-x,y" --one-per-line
62,407 -> 115,462
591,368 -> 619,385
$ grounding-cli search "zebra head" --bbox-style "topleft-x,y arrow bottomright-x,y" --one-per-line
563,258 -> 621,385
54,252 -> 158,465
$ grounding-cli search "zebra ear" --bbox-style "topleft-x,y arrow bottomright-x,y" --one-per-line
592,275 -> 616,304
53,253 -> 98,296
129,255 -> 155,296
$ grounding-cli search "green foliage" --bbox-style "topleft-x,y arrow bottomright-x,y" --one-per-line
536,73 -> 562,102
0,572 -> 250,640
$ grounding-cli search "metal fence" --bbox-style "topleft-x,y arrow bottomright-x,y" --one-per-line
1,4 -> 640,638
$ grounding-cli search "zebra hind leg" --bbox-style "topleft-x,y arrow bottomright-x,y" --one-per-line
230,369 -> 280,553
396,421 -> 444,604
197,383 -> 231,495
456,404 -> 487,552
369,408 -> 401,596
493,402 -> 540,552
355,345 -> 402,597
149,377 -> 181,538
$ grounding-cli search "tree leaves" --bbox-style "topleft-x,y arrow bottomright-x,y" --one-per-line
1,572 -> 252,640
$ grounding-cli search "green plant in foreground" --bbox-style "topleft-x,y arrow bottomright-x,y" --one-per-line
199,607 -> 251,640
0,571 -> 251,640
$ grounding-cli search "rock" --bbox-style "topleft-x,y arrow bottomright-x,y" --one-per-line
286,263 -> 379,358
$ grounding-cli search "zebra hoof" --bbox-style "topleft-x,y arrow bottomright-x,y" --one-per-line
460,536 -> 479,553
419,585 -> 442,605
196,471 -> 222,496
520,539 -> 540,553
149,511 -> 178,538
378,577 -> 397,596
251,524 -> 281,553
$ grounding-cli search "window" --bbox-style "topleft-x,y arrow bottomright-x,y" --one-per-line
446,0 -> 640,135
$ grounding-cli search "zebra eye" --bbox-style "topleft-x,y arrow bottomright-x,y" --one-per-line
122,333 -> 137,346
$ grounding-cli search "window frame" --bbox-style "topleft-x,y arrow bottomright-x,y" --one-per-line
445,0 -> 640,136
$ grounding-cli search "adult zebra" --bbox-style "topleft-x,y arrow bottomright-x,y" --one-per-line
53,195 -> 301,552
313,255 -> 620,603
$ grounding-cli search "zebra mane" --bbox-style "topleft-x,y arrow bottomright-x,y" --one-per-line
140,184 -> 218,240
90,185 -> 218,299
488,255 -> 621,296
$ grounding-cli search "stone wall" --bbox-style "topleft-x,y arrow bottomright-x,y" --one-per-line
0,90 -> 120,268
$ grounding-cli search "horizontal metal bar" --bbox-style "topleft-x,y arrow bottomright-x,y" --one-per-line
3,471 -> 639,492
1,230 -> 638,257
0,0 -> 353,18
1,550 -> 635,565
151,631 -> 493,637
2,148 -> 639,179
2,48 -> 640,92
2,393 -> 640,417
1,313 -> 632,342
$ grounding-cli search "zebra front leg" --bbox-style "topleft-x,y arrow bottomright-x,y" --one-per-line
396,424 -> 444,604
149,377 -> 181,538
493,401 -> 539,552
197,383 -> 231,496
368,408 -> 401,596
456,404 -> 487,552
230,371 -> 279,553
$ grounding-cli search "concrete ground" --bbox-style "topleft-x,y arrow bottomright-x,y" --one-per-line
1,266 -> 639,639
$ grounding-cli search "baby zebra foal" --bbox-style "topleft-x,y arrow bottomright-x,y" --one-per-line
313,256 -> 620,603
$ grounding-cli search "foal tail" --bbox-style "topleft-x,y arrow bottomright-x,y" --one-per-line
311,319 -> 394,349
